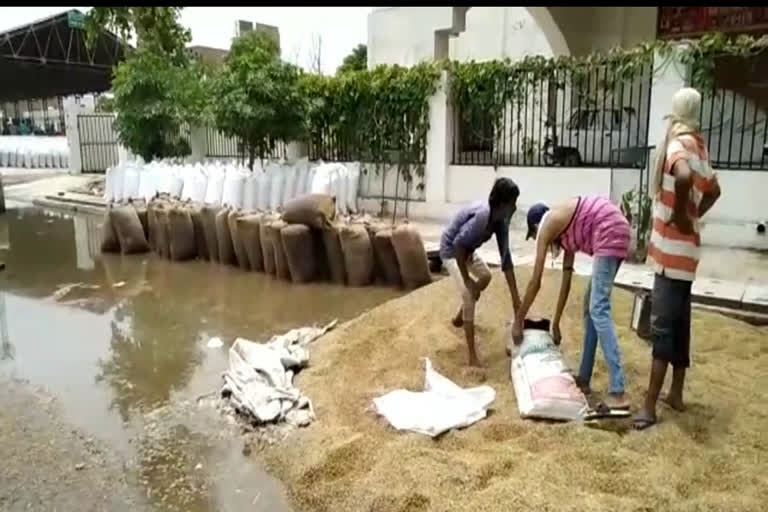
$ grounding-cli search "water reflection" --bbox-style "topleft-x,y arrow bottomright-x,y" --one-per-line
0,205 -> 402,511
0,293 -> 13,361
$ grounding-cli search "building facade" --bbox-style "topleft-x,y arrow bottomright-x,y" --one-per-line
364,7 -> 768,249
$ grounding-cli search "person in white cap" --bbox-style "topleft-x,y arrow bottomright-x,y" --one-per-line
633,87 -> 722,430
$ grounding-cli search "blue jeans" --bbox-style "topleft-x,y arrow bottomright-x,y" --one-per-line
578,256 -> 625,394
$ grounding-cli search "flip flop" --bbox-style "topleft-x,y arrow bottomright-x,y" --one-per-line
583,402 -> 632,421
632,414 -> 657,431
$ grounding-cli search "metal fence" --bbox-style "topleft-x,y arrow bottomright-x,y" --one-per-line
451,62 -> 653,169
77,113 -> 119,173
205,126 -> 287,162
1,97 -> 66,136
699,55 -> 768,171
307,129 -> 427,165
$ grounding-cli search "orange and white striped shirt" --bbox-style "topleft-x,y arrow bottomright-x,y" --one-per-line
647,133 -> 717,281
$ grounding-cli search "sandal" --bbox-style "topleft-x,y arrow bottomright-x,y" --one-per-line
632,413 -> 657,431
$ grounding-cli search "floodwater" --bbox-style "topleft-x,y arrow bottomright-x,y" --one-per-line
0,206 -> 403,511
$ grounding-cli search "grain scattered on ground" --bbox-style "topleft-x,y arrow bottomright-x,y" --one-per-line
261,268 -> 768,512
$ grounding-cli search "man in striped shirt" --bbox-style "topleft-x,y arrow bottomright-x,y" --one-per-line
634,88 -> 722,430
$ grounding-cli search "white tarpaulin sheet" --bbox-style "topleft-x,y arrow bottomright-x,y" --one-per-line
221,320 -> 336,427
372,358 -> 496,437
510,328 -> 588,422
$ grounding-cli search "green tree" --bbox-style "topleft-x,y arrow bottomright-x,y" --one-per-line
336,44 -> 367,75
85,7 -> 191,65
212,31 -> 305,169
110,47 -> 209,162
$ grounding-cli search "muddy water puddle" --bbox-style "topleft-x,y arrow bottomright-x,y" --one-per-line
0,207 -> 403,511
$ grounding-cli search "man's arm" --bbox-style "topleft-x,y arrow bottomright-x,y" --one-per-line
553,250 -> 574,326
514,223 -> 553,326
698,174 -> 721,217
496,221 -> 521,310
551,250 -> 574,344
671,159 -> 694,234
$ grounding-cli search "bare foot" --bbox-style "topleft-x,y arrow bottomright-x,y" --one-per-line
660,394 -> 686,412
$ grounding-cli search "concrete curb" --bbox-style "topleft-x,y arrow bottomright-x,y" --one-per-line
32,197 -> 104,216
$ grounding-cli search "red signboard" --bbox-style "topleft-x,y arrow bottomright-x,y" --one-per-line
658,7 -> 768,39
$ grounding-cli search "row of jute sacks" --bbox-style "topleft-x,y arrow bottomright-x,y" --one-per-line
0,136 -> 70,168
100,192 -> 433,289
104,158 -> 362,216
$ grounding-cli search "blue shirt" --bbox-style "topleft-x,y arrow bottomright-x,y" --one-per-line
439,201 -> 513,271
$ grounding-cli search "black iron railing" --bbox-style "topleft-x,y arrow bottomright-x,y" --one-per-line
204,126 -> 286,162
700,87 -> 768,171
451,63 -> 653,168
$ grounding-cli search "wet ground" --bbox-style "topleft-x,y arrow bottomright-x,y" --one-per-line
0,206 -> 403,511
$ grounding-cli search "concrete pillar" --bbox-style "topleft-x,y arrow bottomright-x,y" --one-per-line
189,125 -> 207,163
64,97 -> 84,174
424,71 -> 451,206
285,141 -> 308,162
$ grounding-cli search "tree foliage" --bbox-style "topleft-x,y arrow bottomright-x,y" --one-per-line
85,7 -> 191,65
212,31 -> 306,169
111,47 -> 208,162
337,44 -> 367,75
86,6 -> 207,162
300,62 -> 440,214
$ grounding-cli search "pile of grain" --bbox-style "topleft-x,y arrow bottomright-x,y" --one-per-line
260,267 -> 768,512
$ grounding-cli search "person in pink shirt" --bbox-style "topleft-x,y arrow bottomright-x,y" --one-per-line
511,196 -> 631,409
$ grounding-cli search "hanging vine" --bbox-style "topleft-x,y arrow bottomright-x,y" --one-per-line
446,32 -> 768,162
300,62 -> 440,215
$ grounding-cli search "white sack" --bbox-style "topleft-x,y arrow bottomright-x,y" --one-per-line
282,165 -> 297,205
221,321 -> 337,426
509,328 -> 588,422
267,163 -> 284,210
346,162 -> 361,214
334,164 -> 348,214
222,166 -> 246,208
256,171 -> 271,211
204,166 -> 226,205
373,358 -> 496,437
242,172 -> 258,211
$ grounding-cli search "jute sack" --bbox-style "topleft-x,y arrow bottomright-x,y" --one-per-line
215,207 -> 236,265
111,205 -> 150,254
281,224 -> 316,283
146,199 -> 162,252
373,228 -> 402,287
154,207 -> 171,259
168,206 -> 197,261
189,203 -> 209,260
237,214 -> 264,272
391,224 -> 432,289
259,214 -> 278,275
282,193 -> 336,229
100,207 -> 120,253
322,222 -> 346,285
267,219 -> 290,280
365,221 -> 388,283
312,228 -> 330,282
227,209 -> 250,270
201,206 -> 221,263
339,223 -> 374,286
134,202 -> 149,240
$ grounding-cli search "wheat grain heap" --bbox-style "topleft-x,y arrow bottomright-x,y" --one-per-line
257,267 -> 767,512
